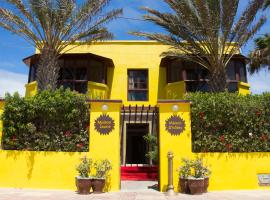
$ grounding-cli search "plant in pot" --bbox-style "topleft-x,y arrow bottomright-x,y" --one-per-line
202,164 -> 211,193
91,159 -> 112,193
178,158 -> 191,194
75,156 -> 93,194
188,158 -> 205,195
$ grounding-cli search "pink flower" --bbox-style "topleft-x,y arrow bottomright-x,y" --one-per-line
219,135 -> 225,142
11,136 -> 17,141
226,143 -> 232,151
76,142 -> 84,148
199,112 -> 205,119
64,131 -> 72,137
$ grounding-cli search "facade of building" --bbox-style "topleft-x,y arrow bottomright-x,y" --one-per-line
23,40 -> 251,179
1,41 -> 269,193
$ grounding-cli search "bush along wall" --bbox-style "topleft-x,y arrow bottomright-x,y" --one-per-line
186,92 -> 270,152
1,88 -> 89,152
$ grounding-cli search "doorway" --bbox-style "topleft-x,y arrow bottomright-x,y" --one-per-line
126,123 -> 148,164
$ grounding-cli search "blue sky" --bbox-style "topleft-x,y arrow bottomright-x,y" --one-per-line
0,0 -> 269,96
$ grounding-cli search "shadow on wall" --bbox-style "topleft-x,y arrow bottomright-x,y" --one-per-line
4,150 -> 81,181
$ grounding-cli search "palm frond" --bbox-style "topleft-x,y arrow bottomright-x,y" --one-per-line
131,0 -> 266,92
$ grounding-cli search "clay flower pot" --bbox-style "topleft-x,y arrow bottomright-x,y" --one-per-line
188,178 -> 204,195
75,177 -> 92,194
91,178 -> 105,193
204,177 -> 209,193
179,178 -> 190,194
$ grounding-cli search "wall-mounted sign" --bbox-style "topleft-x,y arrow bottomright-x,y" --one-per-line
258,174 -> 270,186
165,115 -> 185,135
94,114 -> 115,135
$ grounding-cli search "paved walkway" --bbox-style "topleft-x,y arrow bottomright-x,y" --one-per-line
0,188 -> 270,200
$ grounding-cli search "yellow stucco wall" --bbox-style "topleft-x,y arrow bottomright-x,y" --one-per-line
88,81 -> 109,99
0,101 -> 270,191
25,81 -> 37,97
0,101 -> 122,192
165,81 -> 185,99
158,102 -> 192,192
158,102 -> 270,192
0,150 -> 85,189
89,101 -> 122,191
238,82 -> 251,95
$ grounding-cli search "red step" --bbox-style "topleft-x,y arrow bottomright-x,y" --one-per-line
121,166 -> 158,181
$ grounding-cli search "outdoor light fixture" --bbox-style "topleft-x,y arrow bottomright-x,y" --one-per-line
171,104 -> 179,112
101,104 -> 109,111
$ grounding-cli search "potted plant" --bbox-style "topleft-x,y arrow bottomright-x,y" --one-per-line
75,156 -> 92,194
91,159 -> 112,193
202,165 -> 211,193
187,158 -> 208,195
178,158 -> 191,194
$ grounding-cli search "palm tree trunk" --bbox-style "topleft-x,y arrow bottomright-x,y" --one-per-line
36,48 -> 59,91
208,68 -> 227,93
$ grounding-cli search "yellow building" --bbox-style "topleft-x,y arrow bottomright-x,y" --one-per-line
2,41 -> 267,193
24,41 -> 250,101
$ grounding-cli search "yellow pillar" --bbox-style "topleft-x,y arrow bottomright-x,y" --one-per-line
89,100 -> 122,191
157,100 -> 192,192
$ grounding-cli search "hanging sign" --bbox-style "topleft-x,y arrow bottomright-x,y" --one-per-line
165,115 -> 185,135
94,114 -> 115,135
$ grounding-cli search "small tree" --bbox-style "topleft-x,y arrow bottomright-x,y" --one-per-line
132,0 -> 266,92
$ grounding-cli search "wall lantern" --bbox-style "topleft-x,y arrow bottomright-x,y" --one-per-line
171,104 -> 179,112
101,104 -> 109,112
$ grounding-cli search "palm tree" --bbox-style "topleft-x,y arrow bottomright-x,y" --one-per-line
0,0 -> 122,91
249,0 -> 270,74
132,0 -> 266,92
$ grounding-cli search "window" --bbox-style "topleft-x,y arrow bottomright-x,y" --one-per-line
88,60 -> 106,83
236,61 -> 247,82
128,70 -> 148,101
167,60 -> 183,83
28,64 -> 37,83
58,59 -> 88,93
226,61 -> 236,80
226,60 -> 247,83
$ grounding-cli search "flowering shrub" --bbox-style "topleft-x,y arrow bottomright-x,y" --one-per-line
1,88 -> 89,152
186,92 -> 270,152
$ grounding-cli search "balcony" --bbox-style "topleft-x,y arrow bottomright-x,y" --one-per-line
87,81 -> 109,99
25,81 -> 110,100
165,80 -> 251,100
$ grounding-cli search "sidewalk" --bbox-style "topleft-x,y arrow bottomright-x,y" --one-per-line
0,188 -> 270,200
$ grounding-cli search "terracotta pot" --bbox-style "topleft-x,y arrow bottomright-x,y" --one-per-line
91,178 -> 105,193
75,177 -> 91,194
204,177 -> 209,193
179,178 -> 190,194
188,178 -> 204,195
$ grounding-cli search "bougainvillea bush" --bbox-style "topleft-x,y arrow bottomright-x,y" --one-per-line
186,92 -> 270,152
1,88 -> 89,152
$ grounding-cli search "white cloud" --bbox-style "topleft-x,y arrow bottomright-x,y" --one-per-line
0,62 -> 16,68
248,70 -> 270,94
0,69 -> 27,97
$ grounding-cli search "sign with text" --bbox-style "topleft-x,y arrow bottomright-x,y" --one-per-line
94,114 -> 115,135
258,174 -> 270,186
165,115 -> 185,135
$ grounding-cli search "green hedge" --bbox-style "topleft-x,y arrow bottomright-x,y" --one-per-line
1,88 -> 89,152
186,92 -> 270,152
